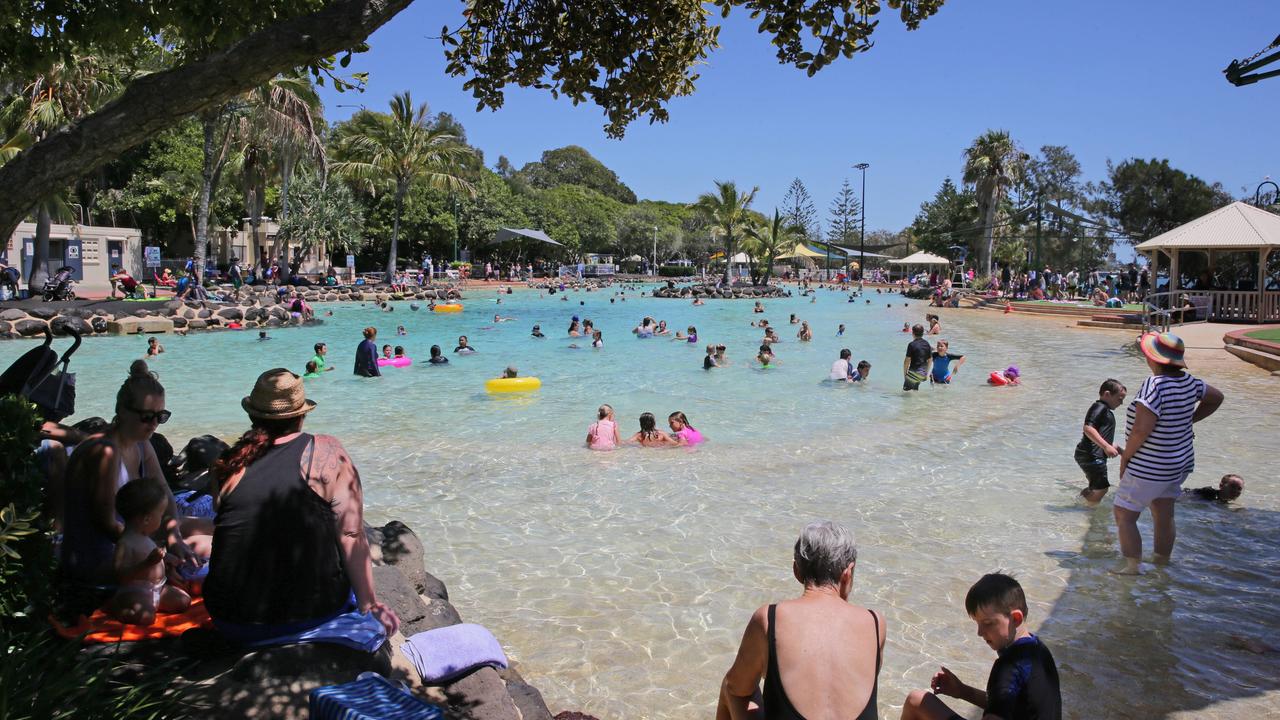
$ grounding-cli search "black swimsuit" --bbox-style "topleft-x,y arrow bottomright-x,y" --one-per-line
762,604 -> 881,720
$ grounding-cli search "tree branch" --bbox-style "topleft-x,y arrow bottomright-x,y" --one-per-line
0,0 -> 414,240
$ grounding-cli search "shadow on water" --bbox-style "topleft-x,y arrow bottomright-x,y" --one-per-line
1037,499 -> 1280,718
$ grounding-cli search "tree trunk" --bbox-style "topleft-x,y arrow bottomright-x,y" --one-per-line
194,111 -> 218,283
722,232 -> 733,284
279,149 -> 296,222
28,204 -> 52,294
387,183 -> 405,282
0,0 -> 415,243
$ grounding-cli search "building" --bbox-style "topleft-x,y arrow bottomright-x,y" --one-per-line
3,221 -> 143,295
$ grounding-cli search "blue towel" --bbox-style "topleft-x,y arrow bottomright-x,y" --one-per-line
246,609 -> 387,653
401,623 -> 508,685
174,490 -> 216,519
310,673 -> 442,720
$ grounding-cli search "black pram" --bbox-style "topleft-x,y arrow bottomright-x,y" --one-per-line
42,266 -> 76,301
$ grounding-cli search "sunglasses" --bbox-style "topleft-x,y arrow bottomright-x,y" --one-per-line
131,407 -> 171,424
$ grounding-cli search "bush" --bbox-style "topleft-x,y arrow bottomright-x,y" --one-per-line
658,265 -> 695,277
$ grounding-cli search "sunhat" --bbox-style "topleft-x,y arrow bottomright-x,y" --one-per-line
241,368 -> 317,420
1138,331 -> 1187,368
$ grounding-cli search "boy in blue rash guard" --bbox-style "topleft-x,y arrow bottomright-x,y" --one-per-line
901,573 -> 1061,720
929,339 -> 966,384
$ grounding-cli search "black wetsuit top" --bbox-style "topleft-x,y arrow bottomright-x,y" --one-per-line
762,604 -> 880,720
984,635 -> 1061,720
1074,401 -> 1115,461
204,434 -> 350,625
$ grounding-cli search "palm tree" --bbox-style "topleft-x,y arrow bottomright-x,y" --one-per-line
962,130 -> 1023,276
0,56 -> 121,292
331,92 -> 476,281
693,181 -> 758,284
745,210 -> 803,285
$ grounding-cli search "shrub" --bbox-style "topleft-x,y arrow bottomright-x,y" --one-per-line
658,265 -> 695,277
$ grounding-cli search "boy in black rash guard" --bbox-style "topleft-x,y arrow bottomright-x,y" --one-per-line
1075,379 -> 1126,505
900,573 -> 1061,720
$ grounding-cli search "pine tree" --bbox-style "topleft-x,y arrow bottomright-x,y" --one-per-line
826,179 -> 861,247
780,177 -> 817,240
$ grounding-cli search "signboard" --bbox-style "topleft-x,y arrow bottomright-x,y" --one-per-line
67,245 -> 80,259
346,254 -> 355,269
144,246 -> 161,268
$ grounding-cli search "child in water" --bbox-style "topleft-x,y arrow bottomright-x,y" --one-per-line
668,411 -> 704,445
988,365 -> 1021,385
381,344 -> 393,359
756,344 -> 776,368
1185,474 -> 1245,503
630,412 -> 677,447
1075,379 -> 1126,505
703,344 -> 719,369
586,404 -> 621,451
797,321 -> 812,341
592,330 -> 604,348
686,326 -> 698,343
108,479 -> 192,626
902,322 -> 911,333
303,360 -> 322,378
850,360 -> 871,382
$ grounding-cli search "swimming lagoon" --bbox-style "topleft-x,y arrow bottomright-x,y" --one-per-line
4,286 -> 1278,718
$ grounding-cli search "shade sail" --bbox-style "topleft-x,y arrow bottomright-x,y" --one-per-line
777,243 -> 828,260
889,251 -> 951,265
495,228 -> 562,246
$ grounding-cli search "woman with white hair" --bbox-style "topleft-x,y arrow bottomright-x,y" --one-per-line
717,521 -> 884,720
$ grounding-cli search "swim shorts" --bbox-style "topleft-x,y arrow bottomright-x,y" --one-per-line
903,370 -> 927,391
1076,456 -> 1109,490
1113,469 -> 1189,512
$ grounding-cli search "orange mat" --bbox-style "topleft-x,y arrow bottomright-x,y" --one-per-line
51,597 -> 213,644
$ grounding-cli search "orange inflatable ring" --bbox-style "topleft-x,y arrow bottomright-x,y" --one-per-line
988,371 -> 1009,386
433,303 -> 463,313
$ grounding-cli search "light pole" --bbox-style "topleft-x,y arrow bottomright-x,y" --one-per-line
1255,177 -> 1279,207
853,163 -> 869,290
652,225 -> 658,277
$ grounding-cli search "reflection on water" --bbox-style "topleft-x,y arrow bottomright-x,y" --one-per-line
4,287 -> 1277,719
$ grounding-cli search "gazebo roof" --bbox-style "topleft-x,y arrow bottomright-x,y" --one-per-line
889,251 -> 951,265
1134,201 -> 1280,251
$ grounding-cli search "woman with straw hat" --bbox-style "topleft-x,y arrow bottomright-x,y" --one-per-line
1113,332 -> 1224,574
204,369 -> 399,640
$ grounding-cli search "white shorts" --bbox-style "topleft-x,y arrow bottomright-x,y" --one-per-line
1113,469 -> 1189,512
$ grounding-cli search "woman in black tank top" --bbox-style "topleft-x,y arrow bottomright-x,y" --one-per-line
717,521 -> 884,720
204,369 -> 399,640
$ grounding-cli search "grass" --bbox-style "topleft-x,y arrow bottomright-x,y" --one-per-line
1244,327 -> 1280,343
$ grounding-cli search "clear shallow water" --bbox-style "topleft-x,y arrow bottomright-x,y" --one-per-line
4,286 -> 1278,719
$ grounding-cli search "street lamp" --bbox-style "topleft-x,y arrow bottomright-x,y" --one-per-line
1255,177 -> 1279,207
853,163 -> 869,290
652,225 -> 658,277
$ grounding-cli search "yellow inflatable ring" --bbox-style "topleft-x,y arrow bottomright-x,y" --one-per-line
485,377 -> 541,393
433,303 -> 463,313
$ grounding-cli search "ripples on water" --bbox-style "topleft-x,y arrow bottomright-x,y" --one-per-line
4,287 -> 1277,719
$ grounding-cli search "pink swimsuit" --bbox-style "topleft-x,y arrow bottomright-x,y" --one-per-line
676,426 -> 704,445
588,420 -> 618,450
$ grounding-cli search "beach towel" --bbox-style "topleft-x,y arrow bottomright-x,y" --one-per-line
401,623 -> 508,685
174,489 -> 216,519
310,673 -> 442,720
245,609 -> 387,653
51,597 -> 213,644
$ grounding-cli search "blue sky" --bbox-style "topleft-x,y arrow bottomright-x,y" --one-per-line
319,0 -> 1280,234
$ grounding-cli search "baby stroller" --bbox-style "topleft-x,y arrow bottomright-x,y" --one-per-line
42,266 -> 76,301
0,325 -> 80,422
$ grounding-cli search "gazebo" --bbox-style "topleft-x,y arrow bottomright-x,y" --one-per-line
1134,201 -> 1280,323
888,251 -> 951,281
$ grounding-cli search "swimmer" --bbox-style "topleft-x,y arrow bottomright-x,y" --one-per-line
797,321 -> 812,342
837,324 -> 845,336
926,314 -> 942,335
929,339 -> 965,384
629,412 -> 677,447
850,360 -> 871,382
592,330 -> 604,348
655,320 -> 670,336
686,326 -> 698,343
531,324 -> 545,338
1075,379 -> 1126,505
325,310 -> 334,317
496,365 -> 518,379
454,335 -> 476,354
692,298 -> 704,306
393,345 -> 406,359
1185,474 -> 1244,503
988,365 -> 1021,385
753,301 -> 765,313
397,325 -> 407,336
667,411 -> 704,445
568,317 -> 581,336
756,343 -> 776,367
829,349 -> 855,382
427,345 -> 449,364
494,314 -> 512,323
703,344 -> 719,369
582,319 -> 594,335
302,360 -> 322,378
901,322 -> 911,333
585,404 -> 621,451
789,314 -> 798,324
764,327 -> 780,344
146,337 -> 165,357
715,344 -> 728,366
381,344 -> 393,359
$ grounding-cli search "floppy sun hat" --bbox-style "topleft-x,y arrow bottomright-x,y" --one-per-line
1139,331 -> 1187,368
241,368 -> 317,420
